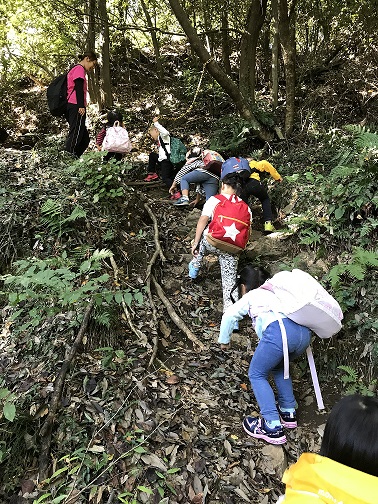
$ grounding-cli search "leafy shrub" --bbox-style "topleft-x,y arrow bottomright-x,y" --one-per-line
66,151 -> 131,203
282,125 -> 378,379
337,365 -> 376,396
0,249 -> 143,336
209,115 -> 261,154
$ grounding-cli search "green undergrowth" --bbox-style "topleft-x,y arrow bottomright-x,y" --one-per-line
0,120 -> 377,498
273,125 -> 378,386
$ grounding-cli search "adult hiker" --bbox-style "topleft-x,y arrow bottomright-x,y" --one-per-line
65,51 -> 98,157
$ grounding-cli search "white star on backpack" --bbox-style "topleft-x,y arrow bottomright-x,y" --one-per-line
223,223 -> 240,242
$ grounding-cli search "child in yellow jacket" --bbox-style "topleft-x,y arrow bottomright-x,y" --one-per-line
278,394 -> 378,503
241,159 -> 283,232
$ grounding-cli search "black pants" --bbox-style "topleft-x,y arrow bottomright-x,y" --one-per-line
241,179 -> 273,222
104,152 -> 123,163
65,104 -> 90,157
148,152 -> 174,188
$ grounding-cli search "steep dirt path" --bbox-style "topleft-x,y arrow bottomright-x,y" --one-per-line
0,150 -> 340,503
130,182 -> 337,503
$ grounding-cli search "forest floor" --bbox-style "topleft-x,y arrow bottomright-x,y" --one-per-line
0,84 -> 345,504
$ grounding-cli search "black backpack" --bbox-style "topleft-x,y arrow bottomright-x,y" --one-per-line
46,65 -> 78,117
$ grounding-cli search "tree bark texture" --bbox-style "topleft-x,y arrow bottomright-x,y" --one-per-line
279,0 -> 297,135
98,0 -> 113,108
239,0 -> 267,104
140,0 -> 164,83
221,9 -> 232,76
271,0 -> 279,108
86,0 -> 102,106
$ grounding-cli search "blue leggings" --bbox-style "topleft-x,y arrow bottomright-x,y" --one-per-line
180,170 -> 219,200
248,319 -> 311,421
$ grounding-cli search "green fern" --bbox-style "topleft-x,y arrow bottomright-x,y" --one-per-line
91,249 -> 113,261
346,125 -> 378,150
79,248 -> 114,273
64,205 -> 86,222
337,365 -> 358,383
40,198 -> 63,233
331,149 -> 354,167
337,365 -> 376,396
93,309 -> 112,328
353,247 -> 378,267
328,247 -> 378,287
329,165 -> 357,180
40,199 -> 86,235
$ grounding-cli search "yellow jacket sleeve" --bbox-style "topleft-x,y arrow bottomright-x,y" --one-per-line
249,160 -> 282,181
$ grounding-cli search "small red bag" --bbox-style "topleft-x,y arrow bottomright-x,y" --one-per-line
202,150 -> 224,165
206,194 -> 251,254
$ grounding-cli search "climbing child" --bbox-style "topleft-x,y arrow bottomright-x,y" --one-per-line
279,394 -> 378,502
170,147 -> 220,206
241,158 -> 283,232
189,166 -> 252,316
96,110 -> 127,163
218,265 -> 312,445
144,117 -> 180,199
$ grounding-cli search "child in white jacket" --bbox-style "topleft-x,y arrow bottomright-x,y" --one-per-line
144,117 -> 180,199
218,265 -> 311,445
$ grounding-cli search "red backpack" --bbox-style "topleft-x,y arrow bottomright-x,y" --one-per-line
206,194 -> 251,254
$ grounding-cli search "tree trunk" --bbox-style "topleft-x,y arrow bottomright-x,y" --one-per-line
221,9 -> 232,76
279,0 -> 297,135
271,0 -> 279,108
98,0 -> 113,108
86,0 -> 101,106
140,0 -> 164,83
166,0 -> 263,133
200,0 -> 213,54
239,0 -> 267,104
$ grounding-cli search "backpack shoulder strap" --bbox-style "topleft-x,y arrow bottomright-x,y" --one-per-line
306,346 -> 325,410
213,194 -> 227,204
159,135 -> 170,157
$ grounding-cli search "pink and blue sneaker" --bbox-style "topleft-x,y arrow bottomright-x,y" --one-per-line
243,416 -> 286,445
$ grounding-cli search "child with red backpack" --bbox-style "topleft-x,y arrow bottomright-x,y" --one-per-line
189,157 -> 252,316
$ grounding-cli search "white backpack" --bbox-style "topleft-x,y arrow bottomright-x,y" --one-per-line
102,121 -> 132,153
261,269 -> 343,409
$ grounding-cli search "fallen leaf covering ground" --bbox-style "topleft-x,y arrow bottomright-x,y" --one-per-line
0,143 -> 339,504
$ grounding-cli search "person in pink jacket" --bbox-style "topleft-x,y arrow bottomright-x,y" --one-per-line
65,51 -> 97,157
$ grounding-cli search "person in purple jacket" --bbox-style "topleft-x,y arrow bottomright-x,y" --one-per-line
65,51 -> 98,157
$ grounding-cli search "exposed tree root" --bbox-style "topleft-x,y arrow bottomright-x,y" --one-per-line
147,272 -> 160,368
121,299 -> 149,347
144,202 -> 166,263
151,274 -> 205,351
39,300 -> 94,481
143,204 -> 164,366
110,254 -> 151,347
145,248 -> 159,282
